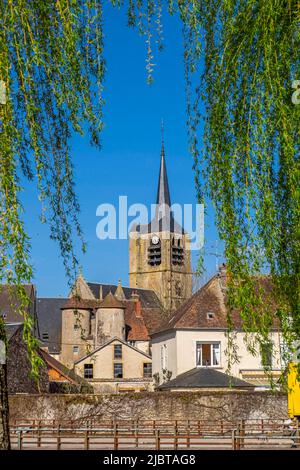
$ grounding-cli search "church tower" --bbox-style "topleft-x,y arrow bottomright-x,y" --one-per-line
129,139 -> 192,312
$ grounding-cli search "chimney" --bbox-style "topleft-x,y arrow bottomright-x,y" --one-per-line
131,291 -> 142,317
99,285 -> 103,301
218,263 -> 227,290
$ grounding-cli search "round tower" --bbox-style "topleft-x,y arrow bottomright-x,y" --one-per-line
95,292 -> 125,348
60,297 -> 94,368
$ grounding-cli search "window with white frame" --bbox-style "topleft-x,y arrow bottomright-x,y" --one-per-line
196,342 -> 221,367
161,344 -> 168,370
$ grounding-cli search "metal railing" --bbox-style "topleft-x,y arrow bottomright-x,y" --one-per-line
9,418 -> 300,450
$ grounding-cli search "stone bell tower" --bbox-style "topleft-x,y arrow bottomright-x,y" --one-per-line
129,137 -> 192,312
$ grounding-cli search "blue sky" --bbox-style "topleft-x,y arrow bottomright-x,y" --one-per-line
21,4 -> 223,297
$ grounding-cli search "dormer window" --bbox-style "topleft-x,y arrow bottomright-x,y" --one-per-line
207,312 -> 215,320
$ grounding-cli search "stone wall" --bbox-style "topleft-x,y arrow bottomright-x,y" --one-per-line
9,391 -> 288,423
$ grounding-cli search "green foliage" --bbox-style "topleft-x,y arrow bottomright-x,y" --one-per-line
0,1 -> 299,380
0,0 -> 105,376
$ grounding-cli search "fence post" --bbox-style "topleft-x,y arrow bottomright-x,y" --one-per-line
135,419 -> 138,448
84,428 -> 89,450
17,430 -> 22,450
155,429 -> 160,450
114,422 -> 118,450
57,424 -> 61,450
186,420 -> 190,448
236,424 -> 241,450
37,421 -> 41,448
240,420 -> 245,449
174,421 -> 178,450
232,429 -> 236,450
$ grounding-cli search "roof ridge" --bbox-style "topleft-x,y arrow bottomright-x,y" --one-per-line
154,273 -> 219,334
86,281 -> 157,293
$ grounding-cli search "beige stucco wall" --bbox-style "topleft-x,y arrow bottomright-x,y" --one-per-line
134,340 -> 150,355
60,308 -> 93,368
95,307 -> 125,348
75,339 -> 152,382
151,330 -> 177,380
152,329 -> 283,383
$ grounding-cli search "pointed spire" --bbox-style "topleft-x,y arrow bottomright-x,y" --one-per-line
156,121 -> 171,207
115,279 -> 126,301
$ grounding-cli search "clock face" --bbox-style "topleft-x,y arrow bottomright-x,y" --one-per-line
151,235 -> 160,245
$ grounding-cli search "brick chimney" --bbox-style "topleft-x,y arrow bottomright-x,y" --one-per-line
131,291 -> 142,318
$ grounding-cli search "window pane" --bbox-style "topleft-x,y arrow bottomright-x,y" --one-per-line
202,344 -> 211,366
143,363 -> 152,378
196,343 -> 202,366
114,344 -> 122,359
114,363 -> 123,378
260,342 -> 273,367
84,364 -> 93,379
212,343 -> 220,366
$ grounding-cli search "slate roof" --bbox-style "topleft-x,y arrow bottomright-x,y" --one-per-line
5,324 -> 23,341
87,286 -> 163,340
153,272 -> 278,334
61,297 -> 101,310
0,284 -> 36,323
87,283 -> 161,309
157,367 -> 254,390
36,298 -> 67,354
130,144 -> 184,235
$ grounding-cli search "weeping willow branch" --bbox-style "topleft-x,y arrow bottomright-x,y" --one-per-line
0,0 -> 299,384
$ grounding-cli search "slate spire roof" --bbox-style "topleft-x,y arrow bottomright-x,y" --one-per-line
156,140 -> 171,207
133,136 -> 184,234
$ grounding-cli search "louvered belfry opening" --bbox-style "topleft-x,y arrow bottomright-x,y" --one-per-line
172,237 -> 184,266
148,239 -> 161,266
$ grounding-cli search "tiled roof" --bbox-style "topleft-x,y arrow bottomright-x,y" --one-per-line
36,298 -> 67,354
0,284 -> 35,323
39,348 -> 92,388
153,273 -> 278,334
99,292 -> 125,309
157,367 -> 254,390
87,283 -> 161,309
124,302 -> 150,341
61,297 -> 101,310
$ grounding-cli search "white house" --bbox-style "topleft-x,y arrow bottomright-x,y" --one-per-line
151,267 -> 285,388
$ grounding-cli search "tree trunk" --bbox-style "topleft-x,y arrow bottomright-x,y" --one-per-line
0,364 -> 10,449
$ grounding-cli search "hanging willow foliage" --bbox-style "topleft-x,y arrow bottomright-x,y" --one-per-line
0,0 -> 105,377
188,0 -> 300,368
0,0 -> 299,381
